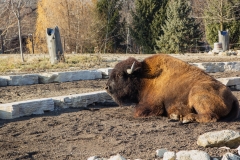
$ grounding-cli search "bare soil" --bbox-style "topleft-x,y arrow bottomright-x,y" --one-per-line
1,54 -> 240,160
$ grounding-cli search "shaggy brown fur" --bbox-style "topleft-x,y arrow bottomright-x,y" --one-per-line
105,54 -> 240,123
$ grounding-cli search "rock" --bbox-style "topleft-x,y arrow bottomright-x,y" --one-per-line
88,156 -> 99,160
176,150 -> 211,160
87,156 -> 107,160
197,130 -> 240,148
237,145 -> 240,156
163,151 -> 176,160
221,152 -> 240,160
108,154 -> 126,160
156,148 -> 168,158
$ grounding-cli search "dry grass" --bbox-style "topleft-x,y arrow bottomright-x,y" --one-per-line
0,53 -> 108,74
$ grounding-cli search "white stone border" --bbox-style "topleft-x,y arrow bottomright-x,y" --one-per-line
0,91 -> 114,119
1,61 -> 240,87
1,75 -> 240,119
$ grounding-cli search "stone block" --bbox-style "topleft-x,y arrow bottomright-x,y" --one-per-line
217,77 -> 240,86
39,70 -> 102,83
52,91 -> 113,108
0,98 -> 54,119
0,77 -> 7,87
98,68 -> 113,76
38,72 -> 59,83
191,62 -> 240,73
1,74 -> 39,86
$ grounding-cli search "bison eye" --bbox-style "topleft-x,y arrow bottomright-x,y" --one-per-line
117,74 -> 123,78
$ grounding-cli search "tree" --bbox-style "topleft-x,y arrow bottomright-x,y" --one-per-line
0,0 -> 36,55
10,0 -> 25,62
155,0 -> 202,54
131,0 -> 168,54
35,0 -> 100,53
96,0 -> 125,53
203,0 -> 240,31
202,0 -> 240,48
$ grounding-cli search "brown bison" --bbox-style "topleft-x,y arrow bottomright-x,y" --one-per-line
105,54 -> 240,123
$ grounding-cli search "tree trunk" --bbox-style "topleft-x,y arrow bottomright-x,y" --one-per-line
17,17 -> 24,62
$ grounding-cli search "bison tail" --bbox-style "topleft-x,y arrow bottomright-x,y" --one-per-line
222,99 -> 240,122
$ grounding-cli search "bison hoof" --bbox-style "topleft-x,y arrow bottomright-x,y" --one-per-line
169,114 -> 180,121
182,117 -> 194,123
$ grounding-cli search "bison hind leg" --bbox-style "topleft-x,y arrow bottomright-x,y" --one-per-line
182,113 -> 219,123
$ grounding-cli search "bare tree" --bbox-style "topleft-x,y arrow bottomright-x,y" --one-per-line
193,0 -> 240,31
10,0 -> 26,62
35,0 -> 101,53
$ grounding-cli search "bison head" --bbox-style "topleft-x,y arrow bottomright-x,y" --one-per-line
105,57 -> 142,106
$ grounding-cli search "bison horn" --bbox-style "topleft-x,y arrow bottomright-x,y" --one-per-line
127,61 -> 135,74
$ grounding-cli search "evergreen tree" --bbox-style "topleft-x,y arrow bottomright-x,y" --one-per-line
96,0 -> 125,53
155,0 -> 202,54
131,0 -> 168,54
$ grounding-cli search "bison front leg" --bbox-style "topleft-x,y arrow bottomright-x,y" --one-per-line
182,113 -> 219,123
166,103 -> 193,121
134,103 -> 165,118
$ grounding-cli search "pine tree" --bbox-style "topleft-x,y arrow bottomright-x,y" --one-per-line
131,0 -> 168,54
96,0 -> 125,53
155,0 -> 202,54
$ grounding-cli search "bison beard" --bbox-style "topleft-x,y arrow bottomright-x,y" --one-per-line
105,54 -> 240,123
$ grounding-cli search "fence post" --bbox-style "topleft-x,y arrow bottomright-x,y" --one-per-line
46,26 -> 64,64
0,35 -> 3,54
218,30 -> 229,51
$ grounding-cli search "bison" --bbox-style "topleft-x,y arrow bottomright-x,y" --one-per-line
105,54 -> 240,123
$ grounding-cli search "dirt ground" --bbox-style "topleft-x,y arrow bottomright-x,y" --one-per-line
1,54 -> 240,160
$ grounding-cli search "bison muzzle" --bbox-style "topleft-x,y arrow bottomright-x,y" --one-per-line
105,54 -> 240,123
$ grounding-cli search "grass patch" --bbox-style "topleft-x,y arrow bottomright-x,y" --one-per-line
0,54 -> 106,74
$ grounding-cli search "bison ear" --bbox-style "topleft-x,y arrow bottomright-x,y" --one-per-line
127,61 -> 136,74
